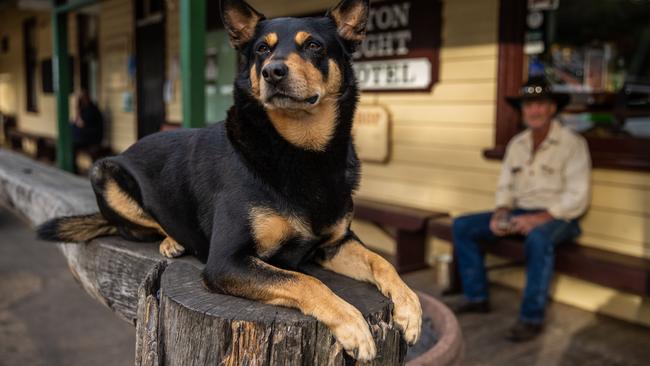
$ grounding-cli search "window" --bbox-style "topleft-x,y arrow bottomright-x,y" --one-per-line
489,0 -> 650,171
23,18 -> 38,113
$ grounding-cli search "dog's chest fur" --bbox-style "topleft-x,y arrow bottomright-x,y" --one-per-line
226,101 -> 359,268
249,202 -> 352,268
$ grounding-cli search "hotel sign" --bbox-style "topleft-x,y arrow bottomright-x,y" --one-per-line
352,0 -> 442,92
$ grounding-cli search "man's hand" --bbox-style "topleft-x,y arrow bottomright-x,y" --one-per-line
489,207 -> 512,236
511,212 -> 553,235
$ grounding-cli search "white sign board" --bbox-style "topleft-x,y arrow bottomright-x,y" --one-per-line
353,58 -> 432,91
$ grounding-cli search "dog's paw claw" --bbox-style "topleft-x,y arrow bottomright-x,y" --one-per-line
332,305 -> 377,361
393,288 -> 422,345
159,237 -> 185,258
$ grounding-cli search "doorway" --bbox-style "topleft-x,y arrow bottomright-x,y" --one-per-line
135,0 -> 165,138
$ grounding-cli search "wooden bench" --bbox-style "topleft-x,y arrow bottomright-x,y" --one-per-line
354,198 -> 448,273
1,113 -> 16,146
428,216 -> 650,296
6,128 -> 57,163
6,127 -> 113,173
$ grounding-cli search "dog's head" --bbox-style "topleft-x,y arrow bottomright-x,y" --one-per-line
221,0 -> 369,151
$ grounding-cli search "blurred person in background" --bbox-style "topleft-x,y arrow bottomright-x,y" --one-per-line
451,76 -> 592,342
71,89 -> 103,150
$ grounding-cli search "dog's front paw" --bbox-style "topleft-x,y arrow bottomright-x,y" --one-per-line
392,286 -> 422,345
159,237 -> 185,258
331,303 -> 377,361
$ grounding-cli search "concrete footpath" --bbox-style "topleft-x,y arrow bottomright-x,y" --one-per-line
0,207 -> 134,366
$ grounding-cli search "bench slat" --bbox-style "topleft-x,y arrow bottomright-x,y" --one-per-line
354,198 -> 446,231
428,217 -> 650,296
353,199 -> 446,274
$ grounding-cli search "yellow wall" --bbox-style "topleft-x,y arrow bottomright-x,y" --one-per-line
0,1 -> 136,152
98,0 -> 136,152
0,6 -> 78,137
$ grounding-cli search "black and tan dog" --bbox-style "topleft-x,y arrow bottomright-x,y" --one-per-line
37,0 -> 421,360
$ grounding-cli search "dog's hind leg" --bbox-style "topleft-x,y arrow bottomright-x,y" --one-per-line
316,236 -> 423,346
89,159 -> 185,258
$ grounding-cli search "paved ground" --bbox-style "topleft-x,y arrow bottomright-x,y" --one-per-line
403,266 -> 650,366
1,206 -> 649,366
0,207 -> 134,366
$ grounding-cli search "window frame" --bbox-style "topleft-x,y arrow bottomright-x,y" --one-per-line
485,0 -> 650,172
23,17 -> 38,113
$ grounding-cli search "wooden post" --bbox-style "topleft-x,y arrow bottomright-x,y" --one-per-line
52,0 -> 100,172
137,262 -> 407,366
52,11 -> 73,172
180,0 -> 206,128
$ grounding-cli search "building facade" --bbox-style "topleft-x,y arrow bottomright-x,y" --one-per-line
1,0 -> 649,325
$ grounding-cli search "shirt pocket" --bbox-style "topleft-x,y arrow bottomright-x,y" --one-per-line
510,165 -> 524,192
539,162 -> 563,190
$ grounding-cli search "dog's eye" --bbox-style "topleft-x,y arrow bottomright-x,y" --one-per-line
256,44 -> 270,55
306,41 -> 322,52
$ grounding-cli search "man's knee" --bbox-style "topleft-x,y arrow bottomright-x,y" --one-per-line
525,228 -> 554,255
452,215 -> 472,241
452,213 -> 489,243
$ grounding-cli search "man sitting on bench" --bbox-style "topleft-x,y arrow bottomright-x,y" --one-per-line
452,76 -> 591,342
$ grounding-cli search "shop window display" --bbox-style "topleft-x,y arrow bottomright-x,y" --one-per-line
526,0 -> 650,138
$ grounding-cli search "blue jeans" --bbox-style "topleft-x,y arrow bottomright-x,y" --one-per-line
452,209 -> 581,324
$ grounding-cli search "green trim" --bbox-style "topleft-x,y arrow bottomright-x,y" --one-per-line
53,0 -> 98,14
52,12 -> 73,172
181,0 -> 206,128
51,0 -> 98,172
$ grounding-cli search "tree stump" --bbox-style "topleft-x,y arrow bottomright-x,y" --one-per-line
138,262 -> 407,366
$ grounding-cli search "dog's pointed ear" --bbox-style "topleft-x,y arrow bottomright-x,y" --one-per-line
327,0 -> 369,50
220,0 -> 265,49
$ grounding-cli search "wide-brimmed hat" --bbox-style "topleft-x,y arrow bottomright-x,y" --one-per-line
506,76 -> 571,111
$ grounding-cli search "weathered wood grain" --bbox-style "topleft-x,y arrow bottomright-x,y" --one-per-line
136,261 -> 168,366
157,262 -> 406,366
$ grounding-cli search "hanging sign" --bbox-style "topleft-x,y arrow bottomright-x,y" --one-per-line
352,105 -> 391,163
351,0 -> 441,92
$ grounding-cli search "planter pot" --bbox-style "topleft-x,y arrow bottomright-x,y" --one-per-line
407,292 -> 464,366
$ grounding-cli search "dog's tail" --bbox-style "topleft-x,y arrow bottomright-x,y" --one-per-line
36,213 -> 118,242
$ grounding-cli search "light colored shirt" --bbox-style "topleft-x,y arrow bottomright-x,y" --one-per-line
495,119 -> 592,220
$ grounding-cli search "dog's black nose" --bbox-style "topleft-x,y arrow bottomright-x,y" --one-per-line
261,62 -> 288,84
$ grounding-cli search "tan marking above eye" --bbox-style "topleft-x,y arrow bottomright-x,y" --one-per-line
294,31 -> 311,46
264,32 -> 278,48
